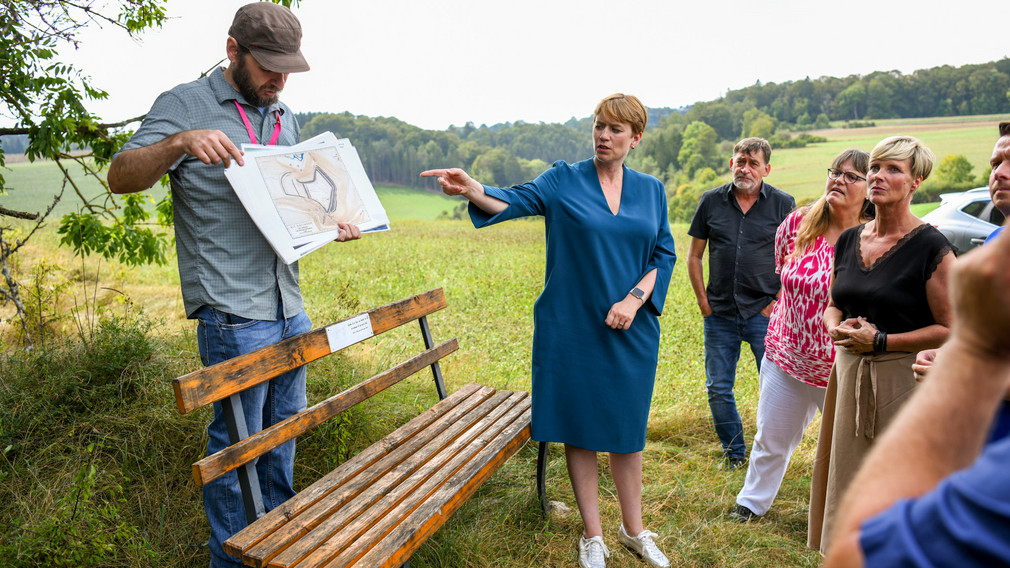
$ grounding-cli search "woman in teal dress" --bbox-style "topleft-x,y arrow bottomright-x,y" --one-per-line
423,94 -> 676,568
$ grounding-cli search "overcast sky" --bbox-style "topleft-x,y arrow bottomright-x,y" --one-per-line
61,0 -> 1008,131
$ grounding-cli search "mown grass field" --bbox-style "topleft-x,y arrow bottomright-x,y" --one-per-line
770,113 -> 1006,203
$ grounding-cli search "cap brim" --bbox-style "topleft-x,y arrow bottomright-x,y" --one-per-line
249,48 -> 310,73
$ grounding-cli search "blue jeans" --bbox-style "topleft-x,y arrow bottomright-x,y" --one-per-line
194,304 -> 312,568
703,312 -> 769,460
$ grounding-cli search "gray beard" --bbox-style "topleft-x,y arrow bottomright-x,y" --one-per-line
734,177 -> 758,192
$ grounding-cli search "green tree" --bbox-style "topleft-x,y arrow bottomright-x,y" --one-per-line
935,154 -> 975,186
471,148 -> 522,187
518,158 -> 549,182
677,121 -> 719,180
835,82 -> 867,119
865,74 -> 897,118
741,108 -> 777,139
0,0 -> 297,343
968,68 -> 1010,114
685,102 -> 736,141
636,121 -> 682,174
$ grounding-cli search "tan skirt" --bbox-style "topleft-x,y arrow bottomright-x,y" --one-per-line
807,349 -> 918,553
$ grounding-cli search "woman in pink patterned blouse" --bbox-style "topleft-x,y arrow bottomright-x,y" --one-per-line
728,149 -> 873,523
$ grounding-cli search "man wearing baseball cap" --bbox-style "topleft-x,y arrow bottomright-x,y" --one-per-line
108,4 -> 360,566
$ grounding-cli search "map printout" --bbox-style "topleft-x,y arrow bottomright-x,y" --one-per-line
224,132 -> 389,264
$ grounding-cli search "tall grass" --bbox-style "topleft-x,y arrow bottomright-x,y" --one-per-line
0,217 -> 822,567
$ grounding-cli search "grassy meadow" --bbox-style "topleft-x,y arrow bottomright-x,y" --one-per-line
0,154 -> 456,221
769,113 -> 1005,203
1,216 -> 814,567
2,113 -> 1005,566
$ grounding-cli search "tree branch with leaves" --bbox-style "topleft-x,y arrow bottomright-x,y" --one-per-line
0,0 -> 298,345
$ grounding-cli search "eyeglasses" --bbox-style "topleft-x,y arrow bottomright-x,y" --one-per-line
827,168 -> 866,184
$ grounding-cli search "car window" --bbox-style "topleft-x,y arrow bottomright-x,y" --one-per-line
991,206 -> 1006,226
962,200 -> 989,219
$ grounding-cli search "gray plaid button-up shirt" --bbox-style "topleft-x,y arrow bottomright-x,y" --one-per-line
120,67 -> 303,320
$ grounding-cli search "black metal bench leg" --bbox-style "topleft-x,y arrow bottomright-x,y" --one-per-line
223,393 -> 265,523
418,315 -> 447,400
537,441 -> 548,514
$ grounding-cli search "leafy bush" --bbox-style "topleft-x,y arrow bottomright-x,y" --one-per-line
0,311 -> 171,566
770,132 -> 828,149
1,314 -> 155,425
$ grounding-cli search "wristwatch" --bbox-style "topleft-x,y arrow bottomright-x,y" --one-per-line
629,287 -> 646,303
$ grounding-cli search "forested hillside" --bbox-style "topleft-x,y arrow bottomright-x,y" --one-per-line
294,58 -> 1010,216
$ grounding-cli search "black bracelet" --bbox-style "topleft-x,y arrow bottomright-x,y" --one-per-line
872,331 -> 888,352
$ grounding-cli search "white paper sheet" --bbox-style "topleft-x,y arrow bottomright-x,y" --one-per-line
224,132 -> 390,264
325,313 -> 375,352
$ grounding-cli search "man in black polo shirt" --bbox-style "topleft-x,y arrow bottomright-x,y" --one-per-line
687,137 -> 795,470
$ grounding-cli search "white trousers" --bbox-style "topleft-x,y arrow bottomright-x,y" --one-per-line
736,356 -> 826,516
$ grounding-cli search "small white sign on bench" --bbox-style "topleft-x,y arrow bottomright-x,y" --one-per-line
326,314 -> 375,353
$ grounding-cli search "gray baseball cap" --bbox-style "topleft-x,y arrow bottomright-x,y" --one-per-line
229,3 -> 309,73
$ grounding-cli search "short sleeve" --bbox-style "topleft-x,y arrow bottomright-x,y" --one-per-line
118,90 -> 190,171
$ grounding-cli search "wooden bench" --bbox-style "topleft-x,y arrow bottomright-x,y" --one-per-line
172,288 -> 532,567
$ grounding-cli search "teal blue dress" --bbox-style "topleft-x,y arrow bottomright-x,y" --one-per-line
470,159 -> 677,453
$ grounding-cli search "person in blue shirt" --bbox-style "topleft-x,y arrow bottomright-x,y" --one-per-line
825,212 -> 1010,568
913,121 -> 1010,442
422,93 -> 676,568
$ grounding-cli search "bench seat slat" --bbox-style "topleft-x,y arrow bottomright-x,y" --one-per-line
224,383 -> 492,558
265,391 -> 530,568
245,388 -> 511,566
193,339 -> 459,486
282,391 -> 531,568
344,398 -> 531,568
173,289 -> 447,414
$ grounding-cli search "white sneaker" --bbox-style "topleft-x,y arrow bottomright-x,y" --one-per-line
578,535 -> 610,568
618,524 -> 670,567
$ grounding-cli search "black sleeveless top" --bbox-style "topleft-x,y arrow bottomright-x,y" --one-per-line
831,223 -> 953,335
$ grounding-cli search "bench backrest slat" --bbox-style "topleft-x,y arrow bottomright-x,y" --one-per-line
173,289 -> 447,414
192,339 -> 459,486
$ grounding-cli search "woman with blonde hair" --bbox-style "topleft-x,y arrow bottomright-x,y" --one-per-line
808,136 -> 956,552
729,149 -> 873,523
422,93 -> 676,568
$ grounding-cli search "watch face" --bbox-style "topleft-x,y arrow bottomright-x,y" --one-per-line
631,287 -> 645,299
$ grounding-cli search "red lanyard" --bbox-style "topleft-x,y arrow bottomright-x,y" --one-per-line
234,101 -> 282,146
